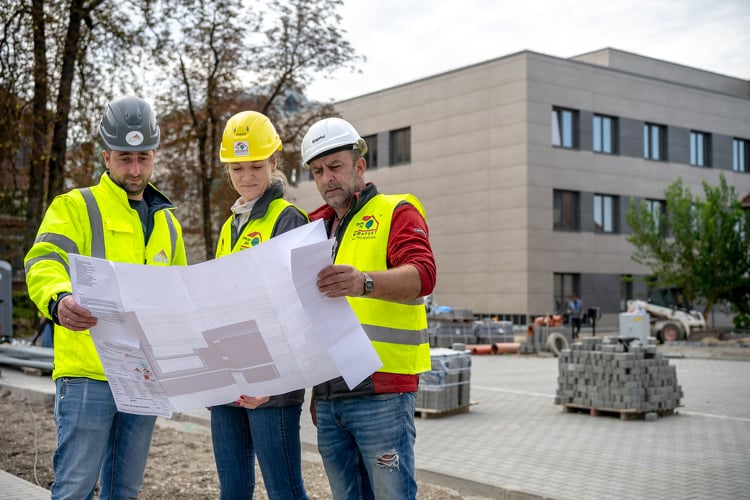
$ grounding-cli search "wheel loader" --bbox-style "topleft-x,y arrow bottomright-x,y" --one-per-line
626,287 -> 706,343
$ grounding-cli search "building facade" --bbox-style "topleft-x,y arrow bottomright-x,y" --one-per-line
288,48 -> 750,326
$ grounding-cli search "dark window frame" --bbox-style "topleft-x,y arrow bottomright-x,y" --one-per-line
690,130 -> 712,167
593,193 -> 619,233
644,198 -> 667,235
554,273 -> 580,316
389,127 -> 411,166
733,138 -> 749,173
643,123 -> 667,161
593,114 -> 618,154
553,189 -> 580,231
362,134 -> 378,169
552,107 -> 579,149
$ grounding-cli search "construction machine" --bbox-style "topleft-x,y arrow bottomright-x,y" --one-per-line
626,287 -> 706,343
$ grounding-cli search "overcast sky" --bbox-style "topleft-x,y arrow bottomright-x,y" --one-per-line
305,0 -> 750,103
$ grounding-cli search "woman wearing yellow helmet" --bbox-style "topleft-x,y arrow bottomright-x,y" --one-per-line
211,110 -> 310,500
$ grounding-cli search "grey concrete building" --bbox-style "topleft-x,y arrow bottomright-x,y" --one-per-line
288,48 -> 750,327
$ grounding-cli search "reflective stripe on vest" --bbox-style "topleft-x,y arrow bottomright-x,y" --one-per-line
79,188 -> 105,258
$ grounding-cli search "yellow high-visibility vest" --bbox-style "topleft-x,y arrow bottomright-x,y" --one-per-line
335,194 -> 431,375
24,173 -> 186,381
215,198 -> 293,257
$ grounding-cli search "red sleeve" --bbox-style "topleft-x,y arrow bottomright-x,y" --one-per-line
387,203 -> 436,296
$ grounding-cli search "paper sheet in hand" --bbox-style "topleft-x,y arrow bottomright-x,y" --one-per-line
70,220 -> 382,417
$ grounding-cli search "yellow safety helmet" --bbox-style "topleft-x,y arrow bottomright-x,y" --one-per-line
220,111 -> 282,162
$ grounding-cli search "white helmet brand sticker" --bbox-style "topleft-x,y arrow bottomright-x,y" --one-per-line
234,141 -> 249,156
126,131 -> 144,146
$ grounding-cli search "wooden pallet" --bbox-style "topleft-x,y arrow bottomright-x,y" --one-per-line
562,403 -> 677,421
415,404 -> 471,419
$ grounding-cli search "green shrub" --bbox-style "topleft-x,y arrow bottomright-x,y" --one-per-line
733,313 -> 750,330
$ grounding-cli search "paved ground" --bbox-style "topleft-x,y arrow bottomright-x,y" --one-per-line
1,342 -> 749,499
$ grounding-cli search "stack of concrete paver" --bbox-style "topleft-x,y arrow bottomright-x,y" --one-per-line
554,337 -> 683,415
428,321 -> 476,348
472,320 -> 514,344
416,348 -> 471,414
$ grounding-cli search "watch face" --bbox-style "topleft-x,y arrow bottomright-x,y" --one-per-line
364,274 -> 374,295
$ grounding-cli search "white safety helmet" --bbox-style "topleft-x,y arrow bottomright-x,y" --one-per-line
300,117 -> 367,168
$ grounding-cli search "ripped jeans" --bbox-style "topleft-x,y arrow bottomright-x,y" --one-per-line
315,392 -> 417,500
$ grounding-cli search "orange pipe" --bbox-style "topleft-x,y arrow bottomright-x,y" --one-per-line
466,344 -> 493,355
491,342 -> 520,354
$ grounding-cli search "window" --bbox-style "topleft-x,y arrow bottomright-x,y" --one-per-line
552,107 -> 578,148
643,123 -> 666,160
645,199 -> 666,234
620,275 -> 634,311
690,131 -> 711,167
362,134 -> 378,169
734,138 -> 749,172
594,194 -> 618,233
389,127 -> 411,165
554,273 -> 580,315
593,114 -> 617,154
553,190 -> 580,231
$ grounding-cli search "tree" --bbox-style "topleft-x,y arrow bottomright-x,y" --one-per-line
1,0 -> 158,261
149,0 -> 362,261
1,0 -> 362,270
626,174 -> 750,320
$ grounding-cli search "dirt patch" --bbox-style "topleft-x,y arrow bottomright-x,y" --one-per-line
0,389 -> 467,499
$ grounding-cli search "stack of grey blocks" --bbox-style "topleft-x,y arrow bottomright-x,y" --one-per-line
416,348 -> 472,413
428,321 -> 476,347
473,320 -> 515,344
555,337 -> 683,413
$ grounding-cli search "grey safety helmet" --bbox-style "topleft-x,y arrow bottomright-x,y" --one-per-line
98,96 -> 160,151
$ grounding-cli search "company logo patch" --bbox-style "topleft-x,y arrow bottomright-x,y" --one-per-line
240,231 -> 262,249
352,214 -> 379,240
234,141 -> 249,157
126,131 -> 144,146
153,249 -> 169,263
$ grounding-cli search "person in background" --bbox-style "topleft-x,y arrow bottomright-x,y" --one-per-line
300,117 -> 437,499
210,110 -> 309,500
24,95 -> 187,499
568,293 -> 584,339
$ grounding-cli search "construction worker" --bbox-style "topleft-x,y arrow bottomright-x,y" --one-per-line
568,293 -> 583,339
210,111 -> 309,499
24,96 -> 187,499
300,117 -> 437,499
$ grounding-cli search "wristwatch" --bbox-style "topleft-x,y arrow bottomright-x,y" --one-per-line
362,273 -> 374,296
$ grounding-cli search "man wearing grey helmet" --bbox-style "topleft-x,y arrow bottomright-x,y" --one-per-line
24,95 -> 187,499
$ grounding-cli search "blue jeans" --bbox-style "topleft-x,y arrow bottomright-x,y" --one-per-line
315,393 -> 418,500
51,377 -> 156,500
210,403 -> 308,500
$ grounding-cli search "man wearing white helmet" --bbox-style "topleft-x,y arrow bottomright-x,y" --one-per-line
300,117 -> 437,499
24,95 -> 187,499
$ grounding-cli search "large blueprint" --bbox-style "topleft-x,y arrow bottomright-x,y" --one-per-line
70,220 -> 382,417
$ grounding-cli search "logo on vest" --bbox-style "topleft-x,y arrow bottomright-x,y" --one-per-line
240,231 -> 262,249
153,249 -> 169,263
352,215 -> 379,240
